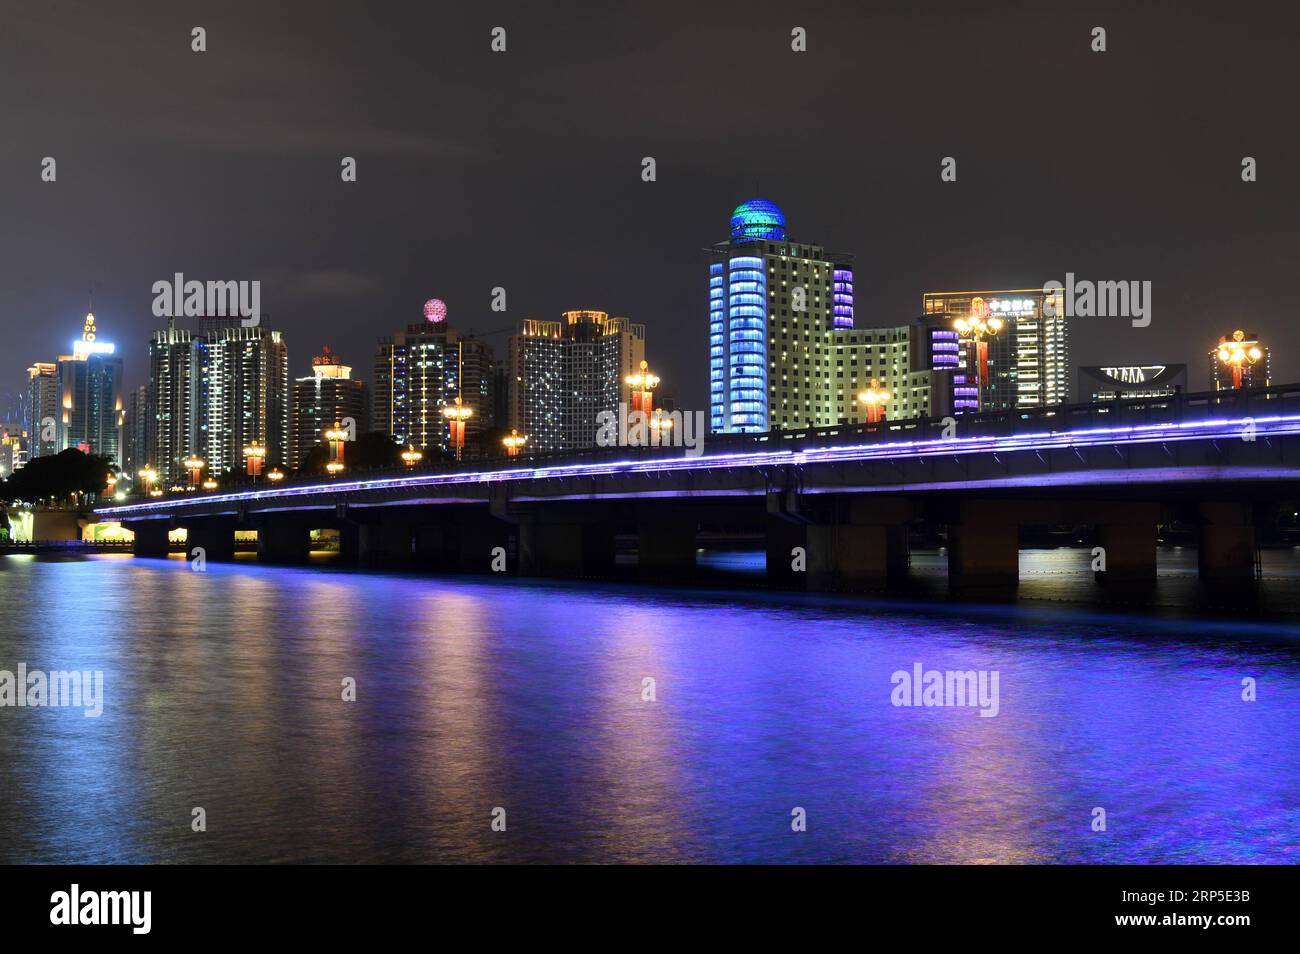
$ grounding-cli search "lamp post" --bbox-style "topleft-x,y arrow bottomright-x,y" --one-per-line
857,378 -> 891,425
202,478 -> 218,491
324,424 -> 348,471
502,429 -> 527,458
625,359 -> 661,416
267,468 -> 285,483
401,445 -> 423,468
1216,330 -> 1264,389
954,303 -> 1004,403
649,408 -> 673,445
242,443 -> 266,482
442,396 -> 473,462
183,455 -> 204,490
137,466 -> 158,496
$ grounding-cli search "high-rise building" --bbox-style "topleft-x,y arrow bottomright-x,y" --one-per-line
26,362 -> 59,459
921,290 -> 1070,410
291,346 -> 369,467
829,325 -> 937,425
707,198 -> 853,433
55,310 -> 125,465
1079,364 -> 1187,401
373,299 -> 495,456
148,319 -> 289,483
508,310 -> 645,453
122,385 -> 150,478
1209,330 -> 1271,390
0,424 -> 25,479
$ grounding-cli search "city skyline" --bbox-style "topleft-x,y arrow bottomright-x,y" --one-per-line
5,4 -> 1299,416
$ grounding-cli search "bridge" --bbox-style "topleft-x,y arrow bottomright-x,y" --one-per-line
94,385 -> 1300,592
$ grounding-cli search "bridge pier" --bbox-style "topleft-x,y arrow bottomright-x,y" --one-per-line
1197,502 -> 1258,582
257,519 -> 312,563
947,501 -> 1019,594
129,520 -> 171,557
766,498 -> 911,592
357,516 -> 415,568
1091,503 -> 1160,586
519,521 -> 614,578
184,517 -> 237,562
414,511 -> 514,573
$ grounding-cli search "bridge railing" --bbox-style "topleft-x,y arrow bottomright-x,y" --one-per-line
115,384 -> 1300,501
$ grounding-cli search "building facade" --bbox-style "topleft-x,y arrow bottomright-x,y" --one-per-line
372,299 -> 495,456
1079,364 -> 1187,401
708,198 -> 853,433
507,310 -> 645,453
147,319 -> 289,483
26,362 -> 59,459
921,289 -> 1070,410
290,347 -> 369,467
55,311 -> 125,466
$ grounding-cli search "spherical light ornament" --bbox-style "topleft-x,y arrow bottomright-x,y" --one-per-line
423,298 -> 448,323
729,198 -> 787,241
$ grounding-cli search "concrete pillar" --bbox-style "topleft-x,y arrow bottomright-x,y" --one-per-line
414,514 -> 513,573
129,520 -> 171,557
257,520 -> 311,563
1094,522 -> 1157,585
184,518 -> 237,562
637,521 -> 697,578
519,522 -> 614,578
339,523 -> 361,564
947,501 -> 1019,592
1197,502 -> 1258,582
765,515 -> 809,590
806,523 -> 908,592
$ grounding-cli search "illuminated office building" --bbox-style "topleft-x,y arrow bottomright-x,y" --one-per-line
26,362 -> 59,459
708,198 -> 854,433
291,347 -> 369,466
829,325 -> 936,425
1080,364 -> 1187,401
148,319 -> 289,483
373,299 -> 495,456
55,310 -> 124,465
508,310 -> 645,453
122,385 -> 150,479
921,289 -> 1070,410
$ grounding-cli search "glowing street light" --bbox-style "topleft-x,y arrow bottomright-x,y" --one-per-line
267,468 -> 285,482
326,461 -> 344,476
242,443 -> 266,481
502,429 -> 527,458
442,396 -> 473,461
857,378 -> 892,425
202,478 -> 218,491
625,359 -> 661,415
137,466 -> 158,495
954,299 -> 1004,392
324,423 -> 348,471
184,455 -> 205,489
401,445 -> 424,467
650,409 -> 673,444
1216,329 -> 1264,389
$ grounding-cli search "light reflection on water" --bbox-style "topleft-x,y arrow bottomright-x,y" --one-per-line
0,552 -> 1296,864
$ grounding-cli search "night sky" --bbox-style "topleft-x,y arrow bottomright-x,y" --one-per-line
4,0 -> 1298,416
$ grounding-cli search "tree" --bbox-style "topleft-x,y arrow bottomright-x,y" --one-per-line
0,449 -> 116,506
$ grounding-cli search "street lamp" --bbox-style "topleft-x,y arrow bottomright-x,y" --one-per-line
1216,330 -> 1264,389
267,468 -> 285,482
625,359 -> 661,416
242,443 -> 266,481
324,424 -> 348,471
137,466 -> 158,496
649,409 -> 673,445
502,429 -> 527,458
202,478 -> 218,491
857,378 -> 891,425
183,455 -> 205,490
954,303 -> 1004,397
401,445 -> 423,467
442,396 -> 473,462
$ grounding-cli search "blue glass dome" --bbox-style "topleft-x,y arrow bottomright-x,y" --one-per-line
729,198 -> 786,242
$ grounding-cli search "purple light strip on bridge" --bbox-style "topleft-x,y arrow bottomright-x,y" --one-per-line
96,414 -> 1300,517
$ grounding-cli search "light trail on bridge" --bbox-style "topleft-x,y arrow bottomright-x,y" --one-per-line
97,413 -> 1300,517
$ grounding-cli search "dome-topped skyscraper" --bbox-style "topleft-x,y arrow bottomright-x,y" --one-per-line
729,198 -> 787,242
